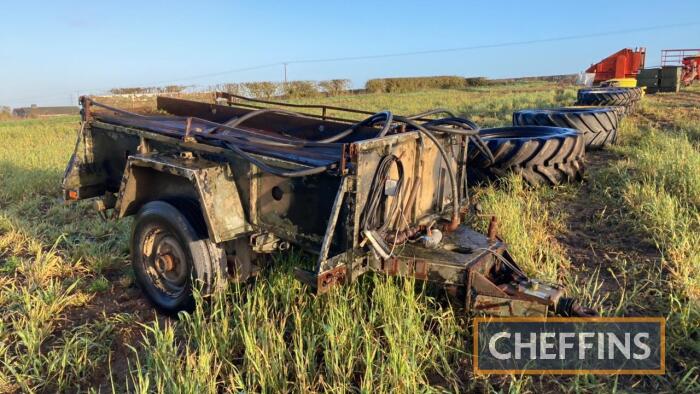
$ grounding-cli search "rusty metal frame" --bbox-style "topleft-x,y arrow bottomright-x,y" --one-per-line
316,176 -> 349,269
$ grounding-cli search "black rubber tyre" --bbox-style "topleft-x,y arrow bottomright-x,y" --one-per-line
468,126 -> 585,186
626,87 -> 644,112
513,107 -> 618,150
131,201 -> 227,313
627,87 -> 643,101
576,88 -> 633,107
563,104 -> 626,120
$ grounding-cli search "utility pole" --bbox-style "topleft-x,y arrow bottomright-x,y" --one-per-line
283,63 -> 288,84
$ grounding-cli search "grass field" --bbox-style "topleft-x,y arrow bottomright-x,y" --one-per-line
0,82 -> 698,392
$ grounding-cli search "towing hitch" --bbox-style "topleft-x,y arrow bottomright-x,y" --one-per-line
365,225 -> 596,317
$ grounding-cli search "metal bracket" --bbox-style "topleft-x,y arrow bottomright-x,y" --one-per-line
317,265 -> 347,294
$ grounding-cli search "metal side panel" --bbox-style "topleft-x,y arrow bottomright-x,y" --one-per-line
63,123 -> 137,200
350,132 -> 458,245
115,154 -> 250,243
193,163 -> 250,242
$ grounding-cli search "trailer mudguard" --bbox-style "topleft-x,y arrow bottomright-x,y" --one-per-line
115,153 -> 250,243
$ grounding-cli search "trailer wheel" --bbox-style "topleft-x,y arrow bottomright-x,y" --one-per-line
468,126 -> 585,186
131,201 -> 226,313
513,107 -> 618,149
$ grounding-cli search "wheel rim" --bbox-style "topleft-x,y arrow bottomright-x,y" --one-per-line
142,227 -> 188,296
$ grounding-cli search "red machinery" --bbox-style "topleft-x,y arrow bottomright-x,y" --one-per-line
662,49 -> 700,85
586,48 -> 646,84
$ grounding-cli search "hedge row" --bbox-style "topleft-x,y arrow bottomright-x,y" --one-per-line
109,85 -> 187,95
365,76 -> 489,93
110,75 -> 495,100
209,79 -> 351,99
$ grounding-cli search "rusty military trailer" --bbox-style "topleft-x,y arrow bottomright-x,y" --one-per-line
62,94 -> 592,317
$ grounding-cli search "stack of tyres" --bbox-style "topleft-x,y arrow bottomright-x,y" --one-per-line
513,107 -> 618,150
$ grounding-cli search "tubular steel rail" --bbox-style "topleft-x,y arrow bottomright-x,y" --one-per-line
215,91 -> 451,124
661,48 -> 700,66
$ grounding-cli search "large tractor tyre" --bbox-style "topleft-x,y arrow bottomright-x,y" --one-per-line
587,86 -> 637,98
627,87 -> 643,101
131,200 -> 227,313
604,105 -> 627,120
576,88 -> 633,107
626,87 -> 644,112
513,107 -> 618,150
468,126 -> 585,186
563,104 -> 626,121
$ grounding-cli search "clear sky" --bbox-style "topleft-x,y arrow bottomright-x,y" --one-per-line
1,1 -> 699,107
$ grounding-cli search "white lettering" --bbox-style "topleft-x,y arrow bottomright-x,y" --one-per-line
515,332 -> 537,360
633,333 -> 651,360
489,332 -> 512,360
579,332 -> 595,360
559,332 -> 575,359
608,333 -> 631,359
540,332 -> 556,359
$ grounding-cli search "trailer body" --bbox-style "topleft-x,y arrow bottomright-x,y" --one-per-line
63,95 -> 588,317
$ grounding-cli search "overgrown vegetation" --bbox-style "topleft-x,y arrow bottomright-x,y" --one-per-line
107,79 -> 352,101
365,76 -> 489,93
0,106 -> 11,120
0,83 -> 698,392
109,86 -> 188,95
318,79 -> 351,96
210,79 -> 352,99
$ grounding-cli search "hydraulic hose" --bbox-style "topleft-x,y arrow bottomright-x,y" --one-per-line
221,107 -> 394,144
468,135 -> 495,164
224,108 -> 308,129
422,123 -> 479,135
424,117 -> 479,132
423,117 -> 494,164
361,155 -> 404,232
393,116 -> 461,232
223,142 -> 329,178
317,111 -> 393,142
213,108 -> 340,148
406,108 -> 456,120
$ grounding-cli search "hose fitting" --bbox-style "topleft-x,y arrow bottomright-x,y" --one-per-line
443,214 -> 461,233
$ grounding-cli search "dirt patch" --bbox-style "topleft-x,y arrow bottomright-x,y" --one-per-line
552,149 -> 661,296
62,280 -> 167,391
644,92 -> 700,121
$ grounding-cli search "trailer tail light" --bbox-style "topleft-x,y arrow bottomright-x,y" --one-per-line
67,190 -> 79,200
